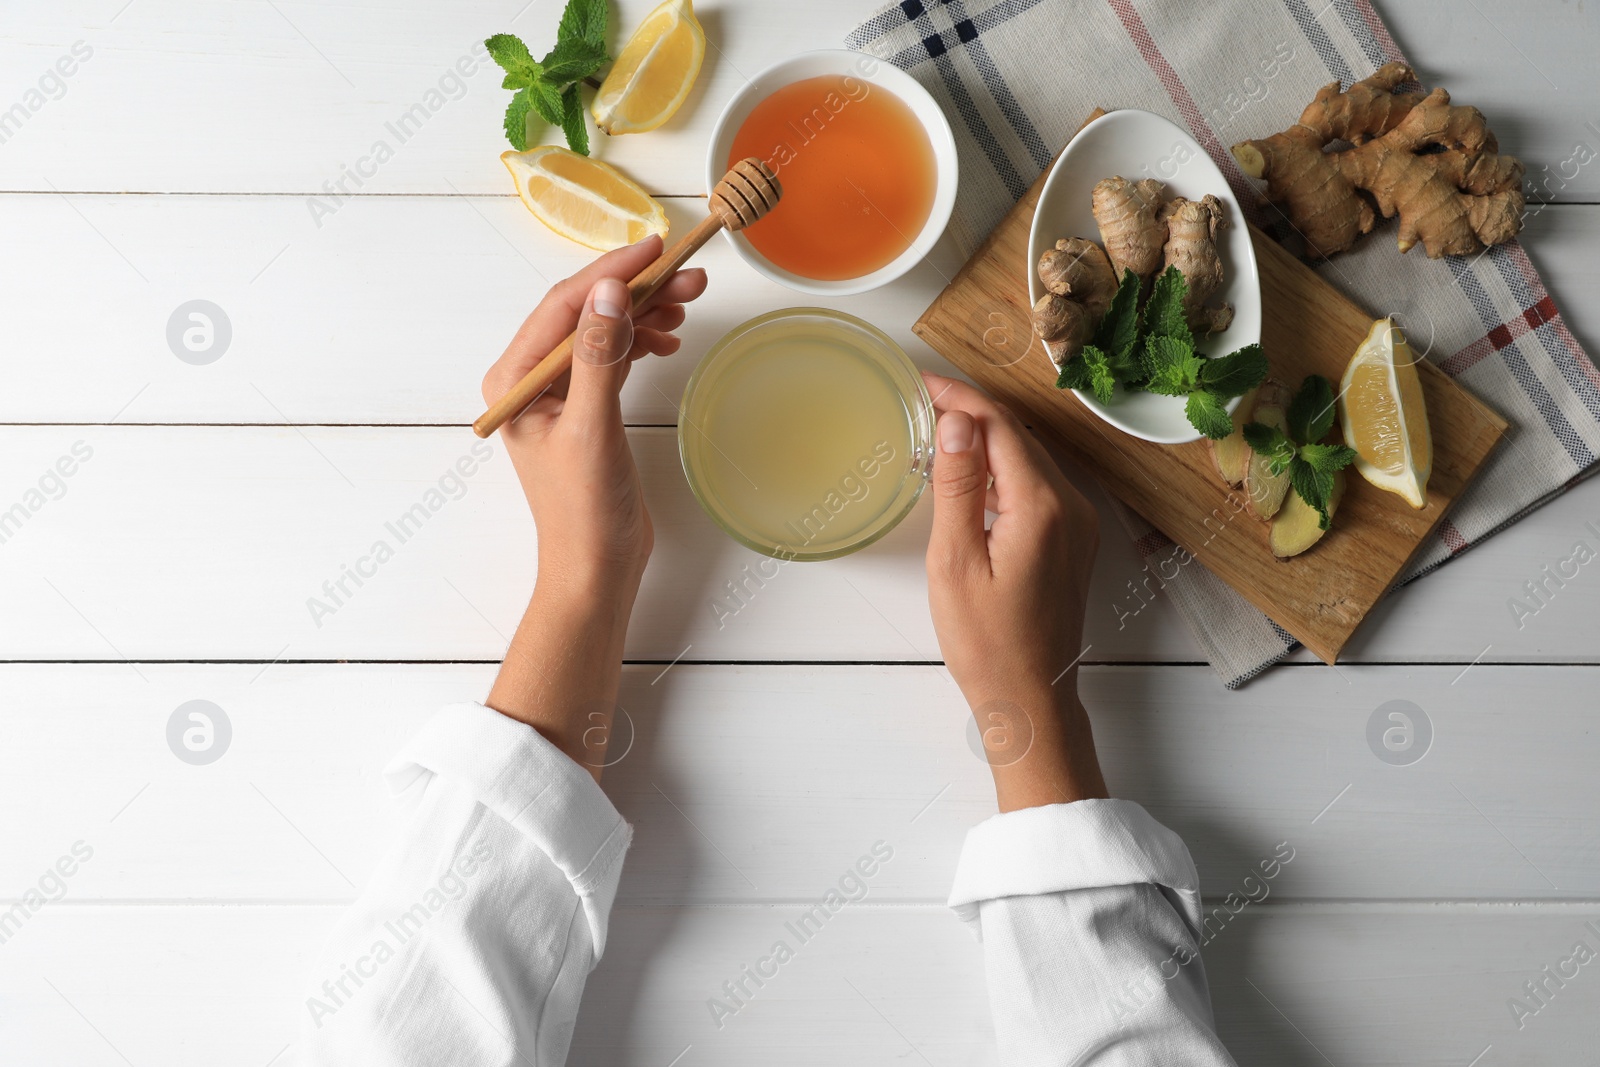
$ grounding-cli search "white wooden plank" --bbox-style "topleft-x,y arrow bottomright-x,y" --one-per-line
3,902 -> 1598,1067
0,193 -> 964,426
1203,906 -> 1600,1067
4,1 -> 1597,200
0,424 -> 1209,662
7,423 -> 1600,664
0,0 -> 872,197
5,663 -> 1598,903
0,905 -> 323,1067
5,194 -> 1594,427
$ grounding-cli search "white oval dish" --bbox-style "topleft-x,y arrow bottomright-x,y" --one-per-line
705,49 -> 959,297
1028,109 -> 1263,445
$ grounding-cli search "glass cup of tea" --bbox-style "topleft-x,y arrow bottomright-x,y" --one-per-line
678,308 -> 935,561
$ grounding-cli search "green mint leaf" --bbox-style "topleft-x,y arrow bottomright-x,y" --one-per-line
1243,421 -> 1296,475
1242,421 -> 1285,454
1082,346 -> 1117,404
528,79 -> 566,126
1200,344 -> 1268,399
558,0 -> 609,50
1142,266 -> 1193,346
1056,346 -> 1116,404
1300,442 -> 1357,474
1055,354 -> 1092,392
1143,336 -> 1204,396
542,37 -> 609,85
503,89 -> 533,151
1289,457 -> 1335,530
1092,269 -> 1142,362
1090,367 -> 1118,405
502,70 -> 538,90
1287,374 -> 1338,445
560,83 -> 590,155
486,34 -> 539,80
1186,390 -> 1235,440
1140,332 -> 1186,373
1106,342 -> 1146,387
1245,422 -> 1297,478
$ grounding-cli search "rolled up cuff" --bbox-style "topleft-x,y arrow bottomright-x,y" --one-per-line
385,702 -> 633,961
947,798 -> 1200,935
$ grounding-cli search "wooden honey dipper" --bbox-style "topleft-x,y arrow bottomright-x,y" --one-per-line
472,157 -> 783,439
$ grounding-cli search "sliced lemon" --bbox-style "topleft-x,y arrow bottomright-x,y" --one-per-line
591,0 -> 705,135
501,146 -> 668,251
1339,316 -> 1433,508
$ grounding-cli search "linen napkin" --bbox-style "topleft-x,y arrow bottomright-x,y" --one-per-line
847,0 -> 1600,686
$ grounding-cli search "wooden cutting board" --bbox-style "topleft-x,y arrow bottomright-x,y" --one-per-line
912,111 -> 1509,664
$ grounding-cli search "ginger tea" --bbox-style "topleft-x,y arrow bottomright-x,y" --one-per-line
728,74 -> 938,280
679,310 -> 932,560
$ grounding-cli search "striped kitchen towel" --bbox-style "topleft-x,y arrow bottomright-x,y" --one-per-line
848,0 -> 1600,687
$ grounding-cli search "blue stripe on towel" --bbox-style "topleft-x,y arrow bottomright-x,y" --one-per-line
845,0 -> 1049,201
1330,0 -> 1390,72
1281,0 -> 1354,84
945,0 -> 1052,172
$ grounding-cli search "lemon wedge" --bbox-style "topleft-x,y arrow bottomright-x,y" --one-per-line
591,0 -> 705,135
501,146 -> 668,251
1339,317 -> 1433,508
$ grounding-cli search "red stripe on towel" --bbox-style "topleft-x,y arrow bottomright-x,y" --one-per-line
1436,519 -> 1468,555
1438,296 -> 1561,378
1350,0 -> 1409,65
1134,531 -> 1173,557
1502,242 -> 1600,391
1103,0 -> 1268,228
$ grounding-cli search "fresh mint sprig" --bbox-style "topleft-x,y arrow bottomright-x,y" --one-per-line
1243,375 -> 1357,529
1055,265 -> 1266,439
488,0 -> 610,155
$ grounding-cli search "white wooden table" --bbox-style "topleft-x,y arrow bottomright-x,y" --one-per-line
2,2 -> 1598,1064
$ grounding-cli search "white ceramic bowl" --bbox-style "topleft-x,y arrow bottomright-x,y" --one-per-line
704,49 -> 958,297
1028,109 -> 1263,445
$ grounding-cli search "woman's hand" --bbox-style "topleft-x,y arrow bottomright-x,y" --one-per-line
482,235 -> 708,596
481,237 -> 707,778
921,372 -> 1109,811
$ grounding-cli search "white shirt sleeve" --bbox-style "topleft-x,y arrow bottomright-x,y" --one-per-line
948,799 -> 1238,1067
300,702 -> 632,1067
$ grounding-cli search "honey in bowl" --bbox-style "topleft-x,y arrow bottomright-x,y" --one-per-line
728,73 -> 938,281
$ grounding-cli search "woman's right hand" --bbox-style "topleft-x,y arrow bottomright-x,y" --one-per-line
481,235 -> 707,595
921,372 -> 1109,811
479,238 -> 705,777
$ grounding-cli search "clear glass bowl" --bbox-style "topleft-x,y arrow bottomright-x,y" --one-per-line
679,308 -> 934,561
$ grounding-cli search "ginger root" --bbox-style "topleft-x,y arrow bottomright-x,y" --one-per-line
1243,380 -> 1293,521
1159,195 -> 1234,334
1232,62 -> 1524,258
1272,471 -> 1345,559
1033,238 -> 1117,364
1092,176 -> 1167,282
1210,384 -> 1259,487
1032,293 -> 1094,360
1333,89 -> 1526,257
1231,63 -> 1418,255
1038,238 -> 1118,309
